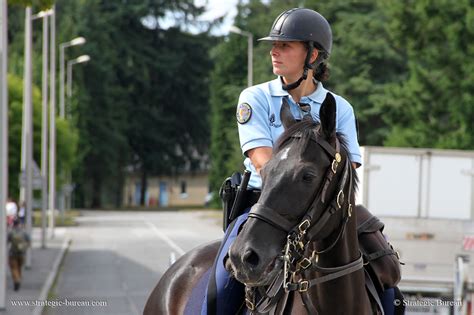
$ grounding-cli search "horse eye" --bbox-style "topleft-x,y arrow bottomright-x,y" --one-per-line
302,173 -> 315,182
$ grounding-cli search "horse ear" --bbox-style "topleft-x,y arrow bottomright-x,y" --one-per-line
280,97 -> 296,130
319,93 -> 337,140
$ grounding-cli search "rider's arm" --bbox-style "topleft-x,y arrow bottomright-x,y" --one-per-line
335,95 -> 362,169
236,88 -> 273,169
247,146 -> 273,174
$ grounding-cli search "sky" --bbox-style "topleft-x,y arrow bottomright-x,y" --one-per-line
154,0 -> 241,36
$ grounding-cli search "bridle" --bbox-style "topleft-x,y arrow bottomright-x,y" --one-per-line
244,129 -> 363,313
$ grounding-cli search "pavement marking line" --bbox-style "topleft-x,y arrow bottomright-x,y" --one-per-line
143,220 -> 186,256
121,282 -> 140,315
32,235 -> 72,315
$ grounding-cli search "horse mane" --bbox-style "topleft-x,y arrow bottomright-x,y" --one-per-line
274,119 -> 359,191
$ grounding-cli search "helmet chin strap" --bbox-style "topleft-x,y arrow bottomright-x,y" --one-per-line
281,41 -> 314,91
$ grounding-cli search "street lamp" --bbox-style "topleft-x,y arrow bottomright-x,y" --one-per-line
32,8 -> 53,249
19,6 -> 54,265
229,25 -> 253,87
66,54 -> 90,117
0,0 -> 8,308
48,5 -> 56,240
20,7 -> 53,267
59,37 -> 86,118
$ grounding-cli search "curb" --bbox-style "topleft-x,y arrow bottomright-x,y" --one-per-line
32,236 -> 72,315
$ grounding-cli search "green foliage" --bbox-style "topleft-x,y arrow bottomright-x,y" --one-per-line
7,74 -> 77,198
56,0 -> 213,207
9,0 -> 472,208
7,74 -> 42,197
56,118 -> 78,185
379,0 -> 474,149
8,0 -> 54,10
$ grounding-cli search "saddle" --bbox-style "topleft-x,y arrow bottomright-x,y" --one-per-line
356,205 -> 401,291
356,205 -> 403,315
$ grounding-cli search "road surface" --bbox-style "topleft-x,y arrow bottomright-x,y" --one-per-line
44,210 -> 223,315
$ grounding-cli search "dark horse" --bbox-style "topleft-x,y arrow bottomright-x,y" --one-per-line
144,94 -> 399,314
227,94 -> 375,315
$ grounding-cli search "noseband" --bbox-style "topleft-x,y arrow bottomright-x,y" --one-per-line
244,130 -> 363,313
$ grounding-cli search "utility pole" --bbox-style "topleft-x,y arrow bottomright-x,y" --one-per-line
21,6 -> 33,268
40,13 -> 49,249
0,0 -> 8,309
49,5 -> 56,239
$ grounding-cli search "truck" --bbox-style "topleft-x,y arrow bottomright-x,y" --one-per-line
355,146 -> 474,315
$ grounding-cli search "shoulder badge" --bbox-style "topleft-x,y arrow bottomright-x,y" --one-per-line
236,103 -> 252,124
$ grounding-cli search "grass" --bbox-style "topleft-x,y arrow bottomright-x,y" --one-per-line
32,210 -> 80,227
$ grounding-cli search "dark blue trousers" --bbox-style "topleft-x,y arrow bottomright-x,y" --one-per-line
201,212 -> 249,315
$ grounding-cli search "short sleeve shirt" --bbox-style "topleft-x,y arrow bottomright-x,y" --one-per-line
237,78 -> 362,189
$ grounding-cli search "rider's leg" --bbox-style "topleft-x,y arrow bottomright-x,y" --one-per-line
201,211 -> 249,315
381,287 -> 395,315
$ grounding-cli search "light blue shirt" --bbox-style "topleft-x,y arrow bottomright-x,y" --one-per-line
237,78 -> 362,189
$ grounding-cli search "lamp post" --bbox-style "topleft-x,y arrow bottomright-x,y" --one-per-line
229,26 -> 253,87
48,5 -> 56,239
59,37 -> 85,119
66,54 -> 90,117
32,8 -> 53,249
20,7 -> 53,267
20,6 -> 33,269
61,55 -> 89,216
0,0 -> 8,309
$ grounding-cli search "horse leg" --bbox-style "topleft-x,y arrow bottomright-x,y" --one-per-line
143,240 -> 220,315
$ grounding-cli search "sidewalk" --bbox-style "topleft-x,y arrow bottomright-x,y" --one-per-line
0,227 -> 71,315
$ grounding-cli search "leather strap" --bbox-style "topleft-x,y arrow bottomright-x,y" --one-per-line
285,253 -> 364,291
254,270 -> 285,313
365,248 -> 397,261
248,203 -> 295,233
300,291 -> 319,314
365,269 -> 385,315
308,253 -> 363,286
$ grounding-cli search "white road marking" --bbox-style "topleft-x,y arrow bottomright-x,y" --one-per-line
121,281 -> 140,315
143,219 -> 186,256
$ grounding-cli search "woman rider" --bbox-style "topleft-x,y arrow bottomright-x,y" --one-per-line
202,8 -> 395,315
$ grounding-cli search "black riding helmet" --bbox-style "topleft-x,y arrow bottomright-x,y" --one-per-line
258,8 -> 333,91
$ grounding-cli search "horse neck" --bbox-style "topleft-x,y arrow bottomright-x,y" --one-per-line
312,207 -> 360,267
305,199 -> 371,314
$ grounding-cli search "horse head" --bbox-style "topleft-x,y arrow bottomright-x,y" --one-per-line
228,93 -> 357,288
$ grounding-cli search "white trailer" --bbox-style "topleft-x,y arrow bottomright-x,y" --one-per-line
356,146 -> 474,219
355,147 -> 474,314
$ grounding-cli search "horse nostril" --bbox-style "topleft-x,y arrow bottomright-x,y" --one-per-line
242,249 -> 260,267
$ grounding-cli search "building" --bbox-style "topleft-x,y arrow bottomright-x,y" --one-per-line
123,171 -> 210,207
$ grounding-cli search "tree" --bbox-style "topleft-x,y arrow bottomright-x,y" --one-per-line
378,0 -> 474,149
65,0 -> 213,207
7,74 -> 77,199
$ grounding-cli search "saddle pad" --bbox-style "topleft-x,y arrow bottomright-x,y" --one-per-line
184,267 -> 212,315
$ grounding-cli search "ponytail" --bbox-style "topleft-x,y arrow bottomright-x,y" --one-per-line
314,62 -> 330,82
305,42 -> 330,82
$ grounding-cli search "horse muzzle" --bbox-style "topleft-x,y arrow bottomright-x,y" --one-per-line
228,244 -> 282,286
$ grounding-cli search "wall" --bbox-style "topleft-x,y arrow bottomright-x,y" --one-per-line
123,172 -> 209,207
